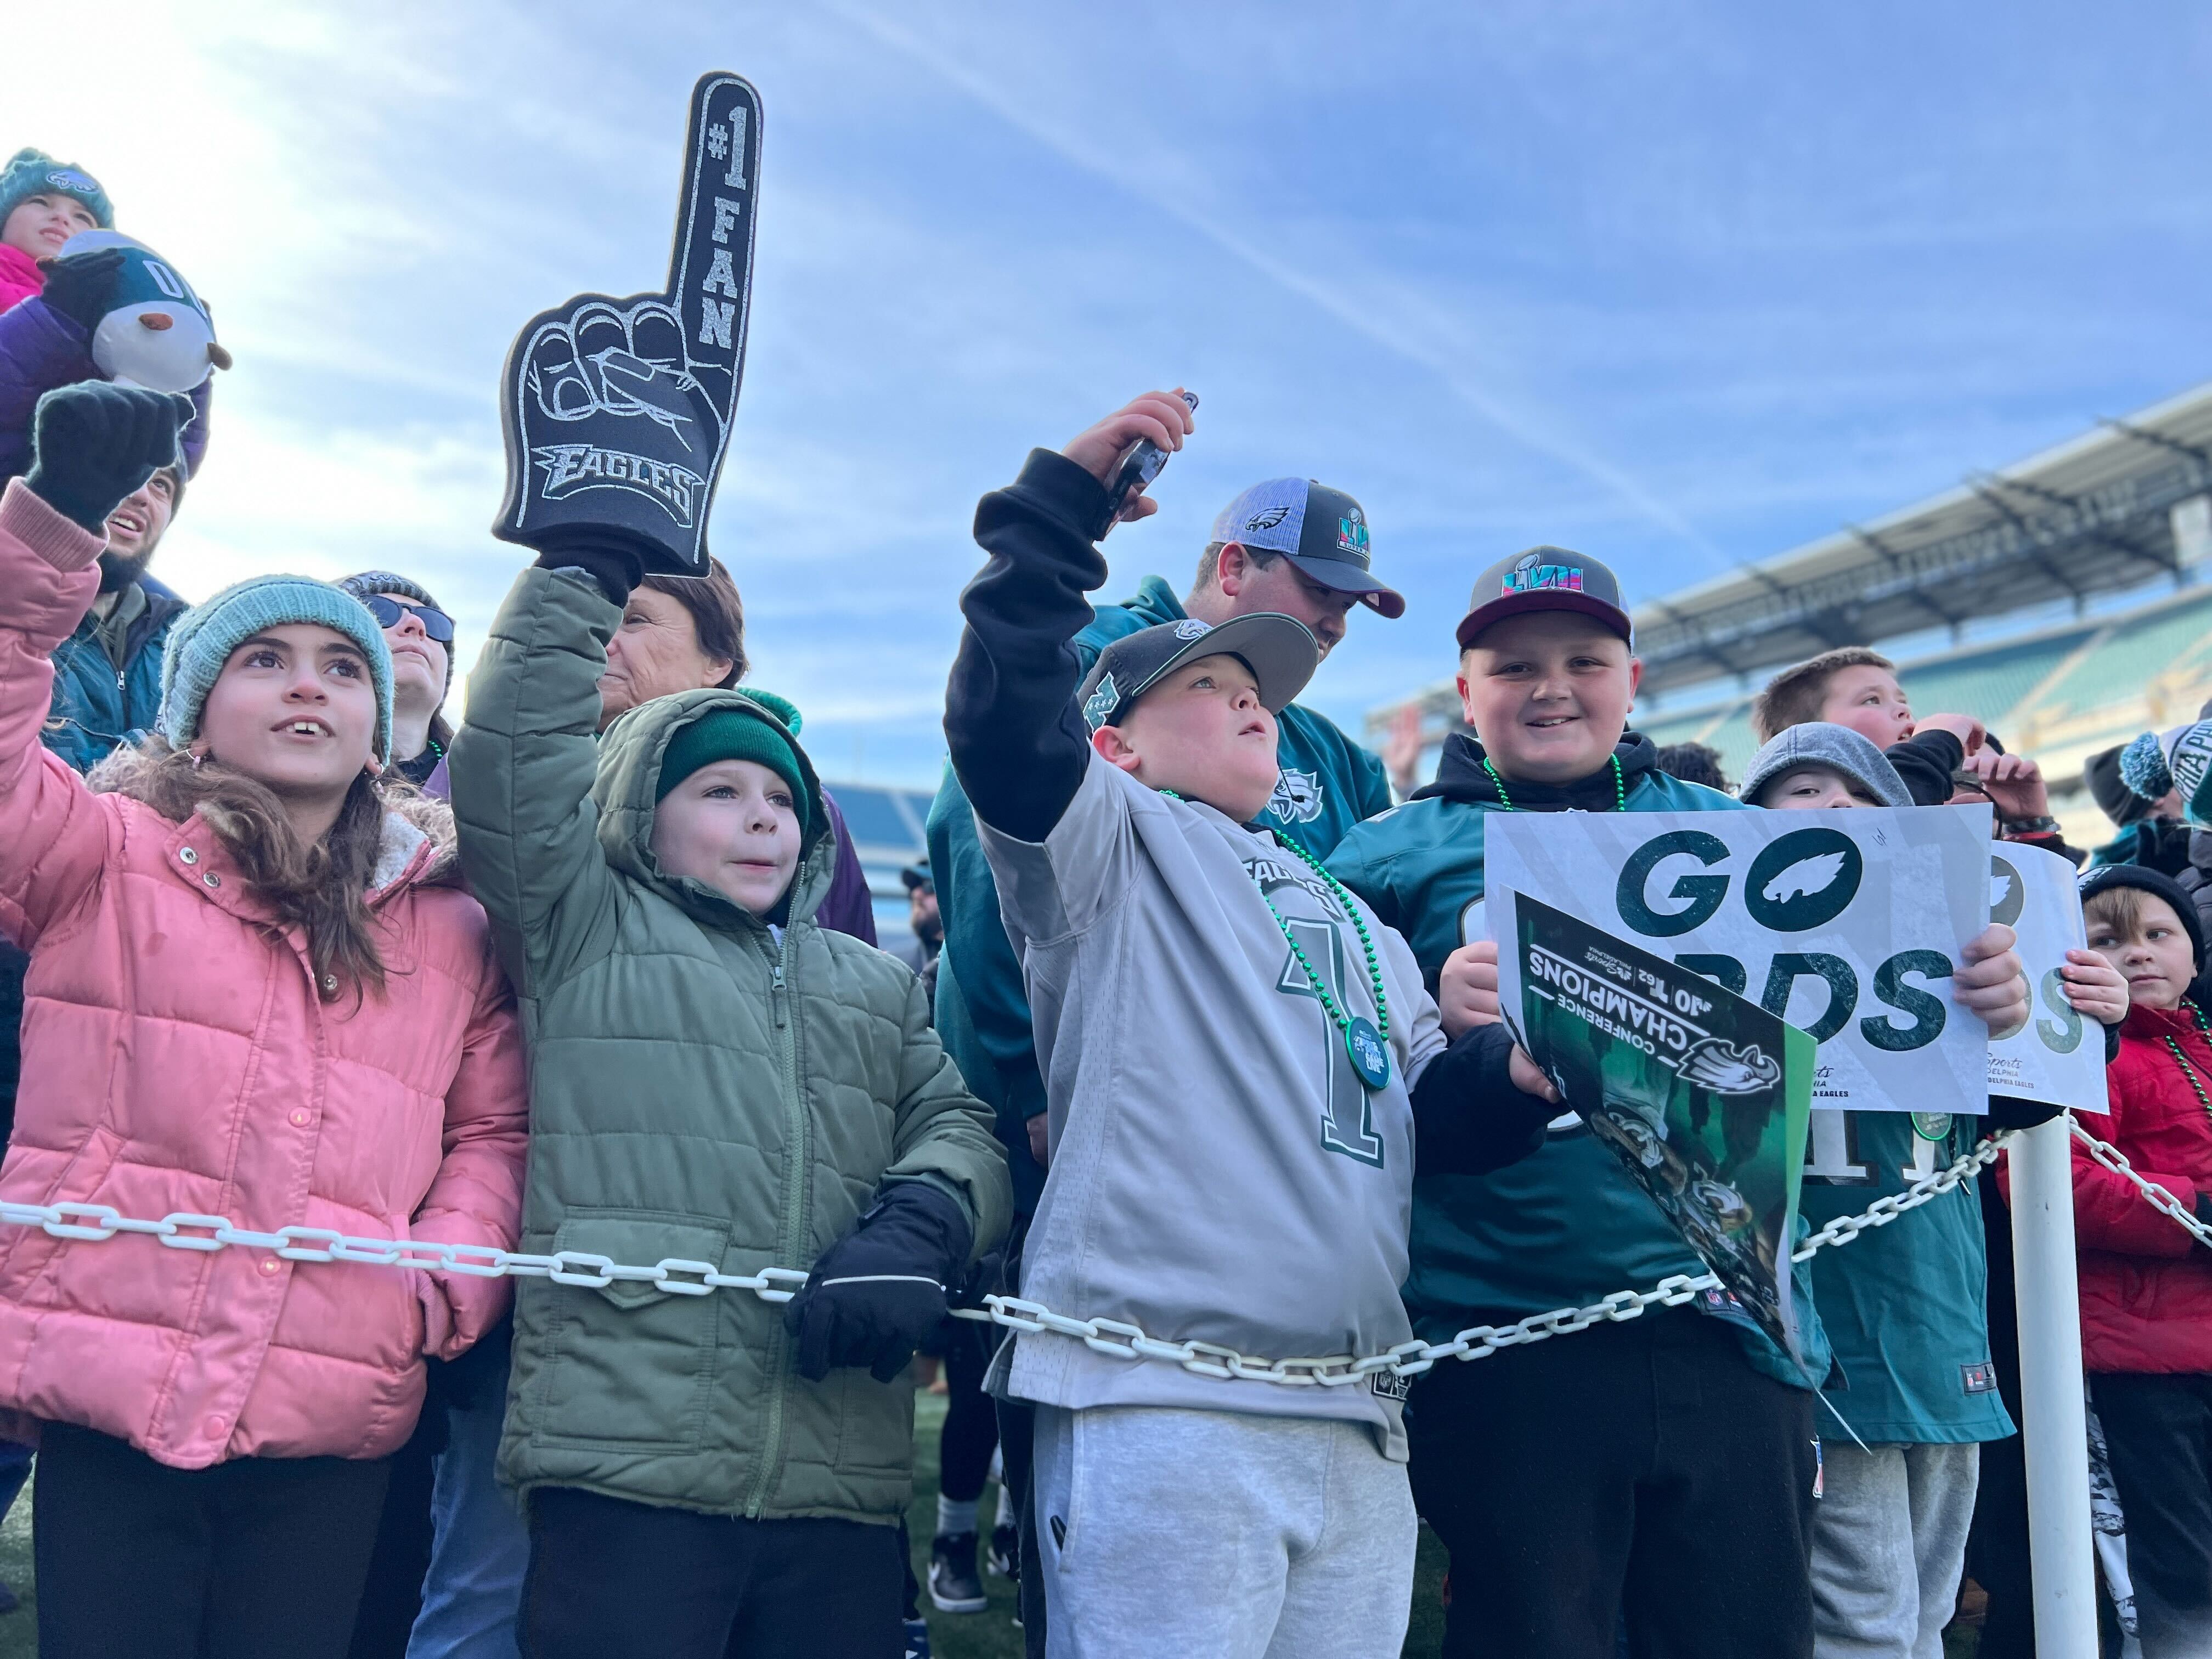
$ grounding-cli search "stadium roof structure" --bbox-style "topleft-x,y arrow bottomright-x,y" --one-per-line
1633,379 -> 2212,699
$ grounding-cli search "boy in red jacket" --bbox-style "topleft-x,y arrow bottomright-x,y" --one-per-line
2072,864 -> 2212,1655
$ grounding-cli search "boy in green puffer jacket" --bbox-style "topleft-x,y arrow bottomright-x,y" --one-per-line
452,548 -> 1011,1659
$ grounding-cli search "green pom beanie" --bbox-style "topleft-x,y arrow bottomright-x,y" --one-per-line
159,575 -> 396,764
0,149 -> 113,233
655,707 -> 810,834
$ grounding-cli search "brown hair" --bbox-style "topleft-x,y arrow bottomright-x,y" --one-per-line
639,556 -> 747,689
1751,647 -> 1895,744
88,739 -> 399,1001
1189,540 -> 1282,600
2083,884 -> 2151,942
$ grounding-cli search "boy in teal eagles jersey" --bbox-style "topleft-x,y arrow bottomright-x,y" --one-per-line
925,441 -> 1399,1647
1740,721 -> 2121,1658
1327,552 -> 2030,1659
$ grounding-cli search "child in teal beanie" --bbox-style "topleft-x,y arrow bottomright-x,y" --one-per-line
0,149 -> 111,312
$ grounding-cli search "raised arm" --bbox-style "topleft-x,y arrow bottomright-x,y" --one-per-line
944,391 -> 1195,843
0,386 -> 192,945
449,557 -> 631,997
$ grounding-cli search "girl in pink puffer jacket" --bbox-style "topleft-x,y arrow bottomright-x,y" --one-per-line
0,385 -> 527,1659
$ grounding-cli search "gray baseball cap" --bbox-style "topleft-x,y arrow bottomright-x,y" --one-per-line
1456,545 -> 1633,649
1207,479 -> 1404,618
1738,722 -> 1912,810
1077,614 -> 1319,731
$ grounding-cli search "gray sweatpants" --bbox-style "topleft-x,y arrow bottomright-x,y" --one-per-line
1031,1403 -> 1417,1658
1810,1441 -> 1980,1659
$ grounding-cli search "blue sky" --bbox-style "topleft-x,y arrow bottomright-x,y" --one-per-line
18,3 -> 2212,785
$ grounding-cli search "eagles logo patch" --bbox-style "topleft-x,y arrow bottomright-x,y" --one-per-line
1268,769 -> 1325,824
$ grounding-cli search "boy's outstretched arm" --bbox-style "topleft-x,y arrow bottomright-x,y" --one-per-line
945,391 -> 1194,844
1407,1020 -> 1561,1177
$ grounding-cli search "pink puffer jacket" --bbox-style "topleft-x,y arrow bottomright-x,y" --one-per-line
0,479 -> 528,1469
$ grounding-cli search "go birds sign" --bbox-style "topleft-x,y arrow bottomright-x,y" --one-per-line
1487,808 -> 1993,1115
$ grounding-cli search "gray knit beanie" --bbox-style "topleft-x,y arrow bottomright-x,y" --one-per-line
1738,722 -> 1911,810
159,574 -> 396,763
337,570 -> 454,698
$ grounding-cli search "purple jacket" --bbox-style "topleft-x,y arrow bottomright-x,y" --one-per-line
0,297 -> 212,483
817,791 -> 878,946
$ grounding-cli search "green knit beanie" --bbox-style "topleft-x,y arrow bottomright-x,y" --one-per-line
656,707 -> 810,833
159,574 -> 396,763
0,149 -> 113,233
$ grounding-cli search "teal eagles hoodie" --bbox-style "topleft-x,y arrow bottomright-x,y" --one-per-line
928,574 -> 1394,1215
1327,730 -> 1830,1391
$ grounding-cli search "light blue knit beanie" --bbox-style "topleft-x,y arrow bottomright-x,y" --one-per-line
158,575 -> 396,764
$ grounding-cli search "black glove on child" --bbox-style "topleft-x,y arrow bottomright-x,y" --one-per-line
22,382 -> 195,535
36,248 -> 126,332
784,1182 -> 974,1384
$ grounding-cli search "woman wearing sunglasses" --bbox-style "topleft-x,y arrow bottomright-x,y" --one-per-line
338,574 -> 454,800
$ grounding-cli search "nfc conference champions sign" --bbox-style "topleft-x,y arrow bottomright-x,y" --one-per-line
1488,808 -> 1994,1115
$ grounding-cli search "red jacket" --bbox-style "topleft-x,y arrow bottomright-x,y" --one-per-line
0,247 -> 39,314
2068,1001 -> 2212,1374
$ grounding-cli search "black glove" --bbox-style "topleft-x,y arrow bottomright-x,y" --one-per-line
36,248 -> 126,331
22,383 -> 195,534
535,538 -> 644,607
784,1182 -> 974,1383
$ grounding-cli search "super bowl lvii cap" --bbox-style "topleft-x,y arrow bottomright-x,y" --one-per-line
1076,614 -> 1319,732
1454,545 -> 1633,649
1208,479 -> 1404,618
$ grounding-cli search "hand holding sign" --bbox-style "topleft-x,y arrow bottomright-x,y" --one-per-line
494,73 -> 763,575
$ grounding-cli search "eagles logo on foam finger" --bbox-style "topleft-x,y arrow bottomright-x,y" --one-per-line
494,72 -> 764,575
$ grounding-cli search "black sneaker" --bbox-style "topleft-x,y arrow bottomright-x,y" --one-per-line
928,1531 -> 988,1614
988,1522 -> 1020,1580
902,1615 -> 932,1658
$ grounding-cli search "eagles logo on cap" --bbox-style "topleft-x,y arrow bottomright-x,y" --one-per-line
1204,478 -> 1405,619
1174,619 -> 1212,640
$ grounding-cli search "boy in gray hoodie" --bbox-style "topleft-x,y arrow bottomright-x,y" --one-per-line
944,390 -> 1560,1657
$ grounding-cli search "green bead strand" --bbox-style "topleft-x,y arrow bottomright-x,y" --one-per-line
1481,752 -> 1627,814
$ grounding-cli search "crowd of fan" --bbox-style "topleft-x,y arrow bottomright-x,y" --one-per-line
0,146 -> 2207,1659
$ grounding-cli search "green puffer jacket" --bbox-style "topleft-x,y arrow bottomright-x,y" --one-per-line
452,565 -> 1010,1523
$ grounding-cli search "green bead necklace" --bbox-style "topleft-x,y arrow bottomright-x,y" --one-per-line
2166,998 -> 2212,1121
1161,787 -> 1393,1090
1482,752 -> 1627,813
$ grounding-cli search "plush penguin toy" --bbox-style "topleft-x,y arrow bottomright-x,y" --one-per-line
54,229 -> 231,393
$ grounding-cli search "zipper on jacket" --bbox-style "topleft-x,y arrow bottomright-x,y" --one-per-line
747,930 -> 811,1519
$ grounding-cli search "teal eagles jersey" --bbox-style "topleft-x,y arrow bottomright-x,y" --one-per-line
1801,1109 -> 2012,1443
1327,735 -> 1830,1391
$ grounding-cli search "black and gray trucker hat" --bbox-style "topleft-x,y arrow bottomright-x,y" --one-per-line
1207,479 -> 1404,618
1077,614 -> 1319,732
1455,545 -> 1634,648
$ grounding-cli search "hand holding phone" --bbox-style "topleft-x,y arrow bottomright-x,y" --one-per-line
1059,390 -> 1199,542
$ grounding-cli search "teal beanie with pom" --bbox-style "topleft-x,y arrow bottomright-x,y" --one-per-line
159,575 -> 396,764
655,703 -> 811,837
0,149 -> 113,233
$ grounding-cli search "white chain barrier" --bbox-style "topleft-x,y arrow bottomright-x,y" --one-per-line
2068,1112 -> 2212,1250
0,1130 -> 2023,1391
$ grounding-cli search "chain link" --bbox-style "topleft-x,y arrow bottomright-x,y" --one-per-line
2068,1113 -> 2212,1249
0,1130 -> 2020,1390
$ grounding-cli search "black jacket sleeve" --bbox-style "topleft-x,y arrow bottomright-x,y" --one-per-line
944,448 -> 1115,844
1409,1023 -> 1558,1177
1886,730 -> 1965,807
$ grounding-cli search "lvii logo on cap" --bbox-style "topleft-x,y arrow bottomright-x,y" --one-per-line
1503,550 -> 1583,596
1336,507 -> 1369,558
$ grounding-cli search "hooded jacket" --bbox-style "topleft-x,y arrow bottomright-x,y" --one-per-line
1328,730 -> 1831,1390
451,564 -> 1009,1523
0,481 -> 528,1469
2013,1001 -> 2212,1374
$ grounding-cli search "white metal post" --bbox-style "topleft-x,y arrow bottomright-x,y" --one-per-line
2008,1115 -> 2098,1655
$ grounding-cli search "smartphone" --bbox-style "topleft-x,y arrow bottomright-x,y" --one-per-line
1101,390 -> 1199,536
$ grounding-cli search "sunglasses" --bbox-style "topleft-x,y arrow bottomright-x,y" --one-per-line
360,594 -> 455,644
